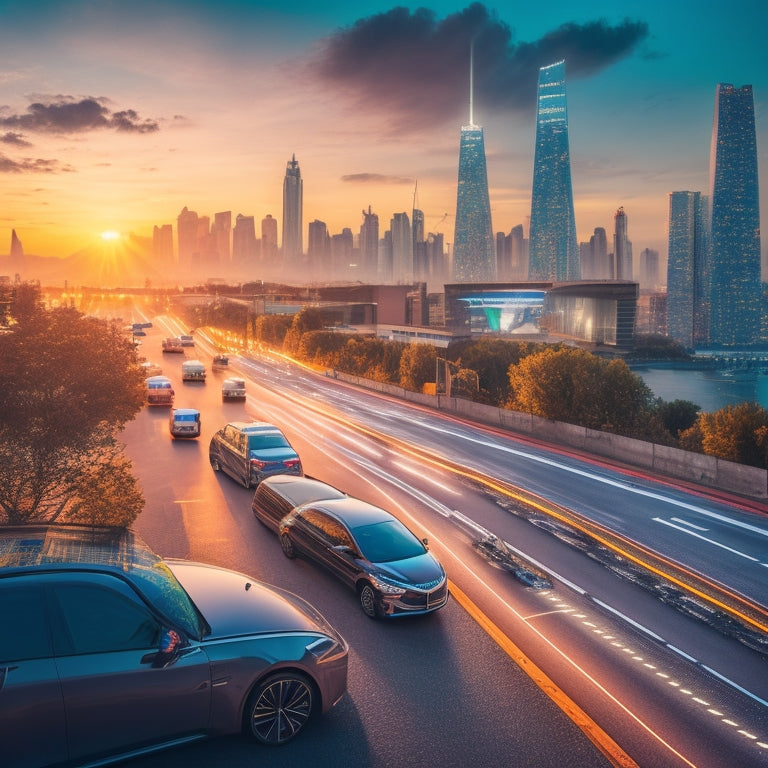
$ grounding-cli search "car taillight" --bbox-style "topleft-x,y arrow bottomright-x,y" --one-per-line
250,459 -> 268,470
284,459 -> 301,468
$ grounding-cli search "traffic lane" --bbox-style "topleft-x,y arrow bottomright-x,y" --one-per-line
248,360 -> 768,608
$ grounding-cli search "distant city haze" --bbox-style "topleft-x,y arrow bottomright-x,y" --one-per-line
0,1 -> 765,280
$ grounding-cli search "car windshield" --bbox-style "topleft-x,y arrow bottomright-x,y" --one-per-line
175,413 -> 197,422
248,433 -> 289,450
351,520 -> 426,563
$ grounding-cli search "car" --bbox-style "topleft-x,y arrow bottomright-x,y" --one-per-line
140,360 -> 162,377
0,524 -> 349,768
145,375 -> 174,406
169,407 -> 201,438
209,421 -> 302,488
252,474 -> 348,533
279,497 -> 449,619
179,334 -> 195,347
162,337 -> 184,353
222,376 -> 246,400
212,354 -> 229,372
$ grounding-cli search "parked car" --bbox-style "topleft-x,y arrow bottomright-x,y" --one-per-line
169,407 -> 201,438
279,497 -> 449,619
209,421 -> 302,488
181,359 -> 206,382
222,376 -> 246,401
0,524 -> 349,768
145,375 -> 174,406
162,337 -> 184,353
252,474 -> 348,533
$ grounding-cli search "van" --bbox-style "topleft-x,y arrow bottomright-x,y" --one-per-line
169,408 -> 201,438
179,334 -> 195,347
145,375 -> 174,406
181,359 -> 206,382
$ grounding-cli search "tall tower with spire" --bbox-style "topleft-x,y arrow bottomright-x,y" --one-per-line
282,154 -> 303,269
452,42 -> 496,283
528,60 -> 579,281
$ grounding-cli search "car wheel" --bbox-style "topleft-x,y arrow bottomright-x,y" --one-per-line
359,583 -> 380,619
280,532 -> 296,559
210,456 -> 221,472
245,672 -> 314,745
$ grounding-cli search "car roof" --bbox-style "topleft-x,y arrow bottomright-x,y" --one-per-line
260,475 -> 346,505
297,497 -> 393,529
229,421 -> 280,434
173,408 -> 200,415
223,378 -> 245,385
0,524 -> 162,577
146,375 -> 172,383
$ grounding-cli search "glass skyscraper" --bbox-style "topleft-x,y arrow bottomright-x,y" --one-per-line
528,60 -> 579,282
452,48 -> 496,283
708,83 -> 761,347
667,191 -> 708,349
282,154 -> 303,268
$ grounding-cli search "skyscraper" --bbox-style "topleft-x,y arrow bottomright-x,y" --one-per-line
452,45 -> 495,283
667,191 -> 707,349
282,154 -> 303,268
708,83 -> 761,347
528,60 -> 579,281
232,214 -> 257,265
176,206 -> 199,268
360,206 -> 379,282
613,207 -> 632,280
390,212 -> 413,284
212,211 -> 232,264
261,214 -> 278,266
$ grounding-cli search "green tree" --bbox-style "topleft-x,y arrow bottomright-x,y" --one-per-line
283,307 -> 327,354
654,399 -> 701,440
0,306 -> 147,525
399,343 -> 437,392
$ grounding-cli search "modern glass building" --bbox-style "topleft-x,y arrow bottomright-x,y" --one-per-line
528,61 -> 579,282
708,83 -> 761,347
667,191 -> 708,350
282,154 -> 303,268
452,49 -> 496,283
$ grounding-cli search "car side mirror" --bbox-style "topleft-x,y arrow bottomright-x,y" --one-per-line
422,538 -> 429,550
148,629 -> 185,668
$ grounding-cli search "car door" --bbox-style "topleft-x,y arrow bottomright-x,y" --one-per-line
0,581 -> 66,768
47,573 -> 212,764
323,521 -> 362,588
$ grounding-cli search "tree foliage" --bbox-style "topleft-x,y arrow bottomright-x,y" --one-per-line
399,343 -> 437,392
507,347 -> 655,435
680,403 -> 768,468
0,306 -> 147,525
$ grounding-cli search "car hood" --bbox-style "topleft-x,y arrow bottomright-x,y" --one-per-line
167,560 -> 333,639
372,551 -> 445,589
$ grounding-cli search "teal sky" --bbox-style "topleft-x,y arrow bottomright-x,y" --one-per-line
0,0 -> 765,272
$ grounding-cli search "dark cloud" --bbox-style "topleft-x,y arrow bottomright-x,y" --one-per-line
1,132 -> 32,147
0,97 -> 159,134
341,172 -> 414,184
313,3 -> 649,130
0,153 -> 74,173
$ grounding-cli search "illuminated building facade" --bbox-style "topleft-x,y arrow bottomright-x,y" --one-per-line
528,61 -> 579,281
708,83 -> 761,347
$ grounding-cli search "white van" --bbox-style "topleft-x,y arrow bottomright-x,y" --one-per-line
221,377 -> 246,401
181,359 -> 206,382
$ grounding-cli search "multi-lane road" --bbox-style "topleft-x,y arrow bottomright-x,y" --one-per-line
120,313 -> 768,768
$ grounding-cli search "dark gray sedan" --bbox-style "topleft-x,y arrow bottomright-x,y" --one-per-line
279,497 -> 449,619
0,524 -> 348,768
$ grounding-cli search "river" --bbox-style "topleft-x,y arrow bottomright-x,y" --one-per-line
633,366 -> 768,413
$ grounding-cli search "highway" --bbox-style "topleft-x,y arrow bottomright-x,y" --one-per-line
119,314 -> 768,767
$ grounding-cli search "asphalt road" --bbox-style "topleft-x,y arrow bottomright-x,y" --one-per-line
116,314 -> 768,767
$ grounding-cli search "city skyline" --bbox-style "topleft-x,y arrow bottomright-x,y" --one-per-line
0,1 -> 766,275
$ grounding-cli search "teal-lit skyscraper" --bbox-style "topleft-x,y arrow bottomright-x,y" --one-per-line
528,61 -> 579,281
452,47 -> 496,283
708,83 -> 761,347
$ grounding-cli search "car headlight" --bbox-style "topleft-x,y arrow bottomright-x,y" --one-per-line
369,574 -> 407,595
306,636 -> 346,662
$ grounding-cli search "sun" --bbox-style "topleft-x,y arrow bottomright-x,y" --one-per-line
100,230 -> 121,241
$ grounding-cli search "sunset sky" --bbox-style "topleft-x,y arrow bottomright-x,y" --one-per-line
1,0 -> 766,271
